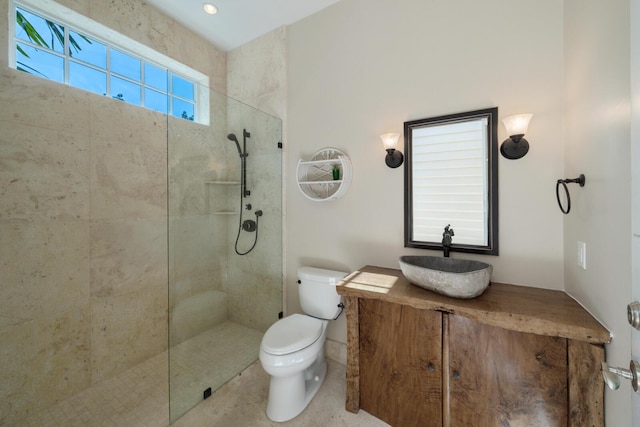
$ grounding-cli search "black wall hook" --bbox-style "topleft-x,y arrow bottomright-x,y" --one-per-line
556,174 -> 586,214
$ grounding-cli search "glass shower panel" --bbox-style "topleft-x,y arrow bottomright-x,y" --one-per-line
167,86 -> 282,423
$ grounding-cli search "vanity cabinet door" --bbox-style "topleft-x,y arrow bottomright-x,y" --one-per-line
359,299 -> 443,427
446,314 -> 568,427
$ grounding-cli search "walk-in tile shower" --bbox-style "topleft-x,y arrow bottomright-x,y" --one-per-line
0,75 -> 282,425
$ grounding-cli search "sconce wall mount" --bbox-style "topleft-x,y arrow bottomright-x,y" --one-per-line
385,148 -> 404,168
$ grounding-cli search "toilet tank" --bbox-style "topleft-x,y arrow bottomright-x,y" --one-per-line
297,267 -> 348,320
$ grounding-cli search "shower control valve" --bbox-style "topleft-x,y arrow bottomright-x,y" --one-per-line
246,203 -> 252,210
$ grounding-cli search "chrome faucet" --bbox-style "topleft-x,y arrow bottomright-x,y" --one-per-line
442,224 -> 454,257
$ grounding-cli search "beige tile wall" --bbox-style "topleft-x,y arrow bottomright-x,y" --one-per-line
167,102 -> 231,346
0,0 -> 228,423
224,103 -> 283,333
226,29 -> 286,333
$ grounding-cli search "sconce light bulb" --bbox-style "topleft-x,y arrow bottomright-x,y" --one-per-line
380,133 -> 400,151
502,114 -> 532,137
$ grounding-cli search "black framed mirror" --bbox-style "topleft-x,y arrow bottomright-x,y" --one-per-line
404,107 -> 499,255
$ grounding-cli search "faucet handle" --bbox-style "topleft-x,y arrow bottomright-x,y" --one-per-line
444,224 -> 454,236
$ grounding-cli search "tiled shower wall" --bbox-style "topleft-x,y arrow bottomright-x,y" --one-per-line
226,28 -> 287,332
167,96 -> 231,346
0,0 -> 226,423
224,99 -> 283,332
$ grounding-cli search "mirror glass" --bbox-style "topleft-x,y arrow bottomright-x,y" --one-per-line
404,107 -> 498,255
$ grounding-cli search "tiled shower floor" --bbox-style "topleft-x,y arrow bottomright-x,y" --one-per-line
169,322 -> 263,421
21,321 -> 262,426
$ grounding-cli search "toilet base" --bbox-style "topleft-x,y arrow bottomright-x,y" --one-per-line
266,354 -> 327,422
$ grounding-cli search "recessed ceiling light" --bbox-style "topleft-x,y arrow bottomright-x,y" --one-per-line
203,3 -> 218,15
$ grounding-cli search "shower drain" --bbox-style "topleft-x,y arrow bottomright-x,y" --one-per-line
203,387 -> 212,400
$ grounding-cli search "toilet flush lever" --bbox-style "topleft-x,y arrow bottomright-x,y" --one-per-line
602,361 -> 640,392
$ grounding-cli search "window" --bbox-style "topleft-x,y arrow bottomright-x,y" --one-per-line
10,0 -> 209,124
404,107 -> 499,255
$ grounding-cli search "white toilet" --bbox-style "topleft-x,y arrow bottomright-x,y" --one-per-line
259,266 -> 348,422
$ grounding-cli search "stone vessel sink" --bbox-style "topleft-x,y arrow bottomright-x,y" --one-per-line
398,255 -> 492,299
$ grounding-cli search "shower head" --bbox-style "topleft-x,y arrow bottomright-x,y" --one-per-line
227,133 -> 242,156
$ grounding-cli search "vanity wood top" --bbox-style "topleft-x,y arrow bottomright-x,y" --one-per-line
337,265 -> 611,344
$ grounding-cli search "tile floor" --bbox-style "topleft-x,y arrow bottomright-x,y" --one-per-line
172,359 -> 389,427
19,321 -> 388,426
21,322 -> 260,426
21,350 -> 168,427
169,322 -> 263,421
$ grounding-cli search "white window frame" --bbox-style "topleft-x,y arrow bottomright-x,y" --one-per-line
8,0 -> 210,125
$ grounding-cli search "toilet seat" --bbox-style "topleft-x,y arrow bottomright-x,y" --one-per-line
262,314 -> 323,355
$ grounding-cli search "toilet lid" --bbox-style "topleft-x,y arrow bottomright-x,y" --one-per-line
262,314 -> 324,355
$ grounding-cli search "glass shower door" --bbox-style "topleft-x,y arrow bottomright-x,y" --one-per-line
167,87 -> 282,423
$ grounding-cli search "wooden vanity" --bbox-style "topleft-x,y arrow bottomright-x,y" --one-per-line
336,265 -> 611,427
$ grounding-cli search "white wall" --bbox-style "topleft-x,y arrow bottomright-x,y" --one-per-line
225,0 -> 634,423
287,0 -> 564,342
563,1 -> 632,425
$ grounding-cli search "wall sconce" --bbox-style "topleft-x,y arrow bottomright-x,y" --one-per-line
500,114 -> 533,160
380,133 -> 403,168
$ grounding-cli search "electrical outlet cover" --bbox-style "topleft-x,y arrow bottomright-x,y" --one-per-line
577,241 -> 587,269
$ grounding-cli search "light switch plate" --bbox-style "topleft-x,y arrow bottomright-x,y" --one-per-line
577,241 -> 587,269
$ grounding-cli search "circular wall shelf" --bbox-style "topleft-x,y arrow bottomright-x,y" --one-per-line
296,148 -> 352,201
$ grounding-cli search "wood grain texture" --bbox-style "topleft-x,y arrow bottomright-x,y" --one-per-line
568,340 -> 605,427
338,266 -> 610,344
442,314 -> 450,427
448,315 -> 568,427
344,296 -> 360,413
359,299 -> 443,427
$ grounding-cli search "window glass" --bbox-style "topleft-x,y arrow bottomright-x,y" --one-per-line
111,49 -> 141,81
68,30 -> 106,68
410,120 -> 487,245
111,76 -> 141,105
69,61 -> 106,95
145,63 -> 168,91
13,3 -> 205,123
16,7 -> 64,53
145,88 -> 168,114
16,42 -> 64,82
172,75 -> 194,101
173,98 -> 194,121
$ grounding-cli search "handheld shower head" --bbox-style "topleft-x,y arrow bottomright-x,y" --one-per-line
227,133 -> 242,156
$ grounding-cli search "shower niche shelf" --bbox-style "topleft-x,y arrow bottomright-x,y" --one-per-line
205,180 -> 241,215
296,148 -> 352,201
